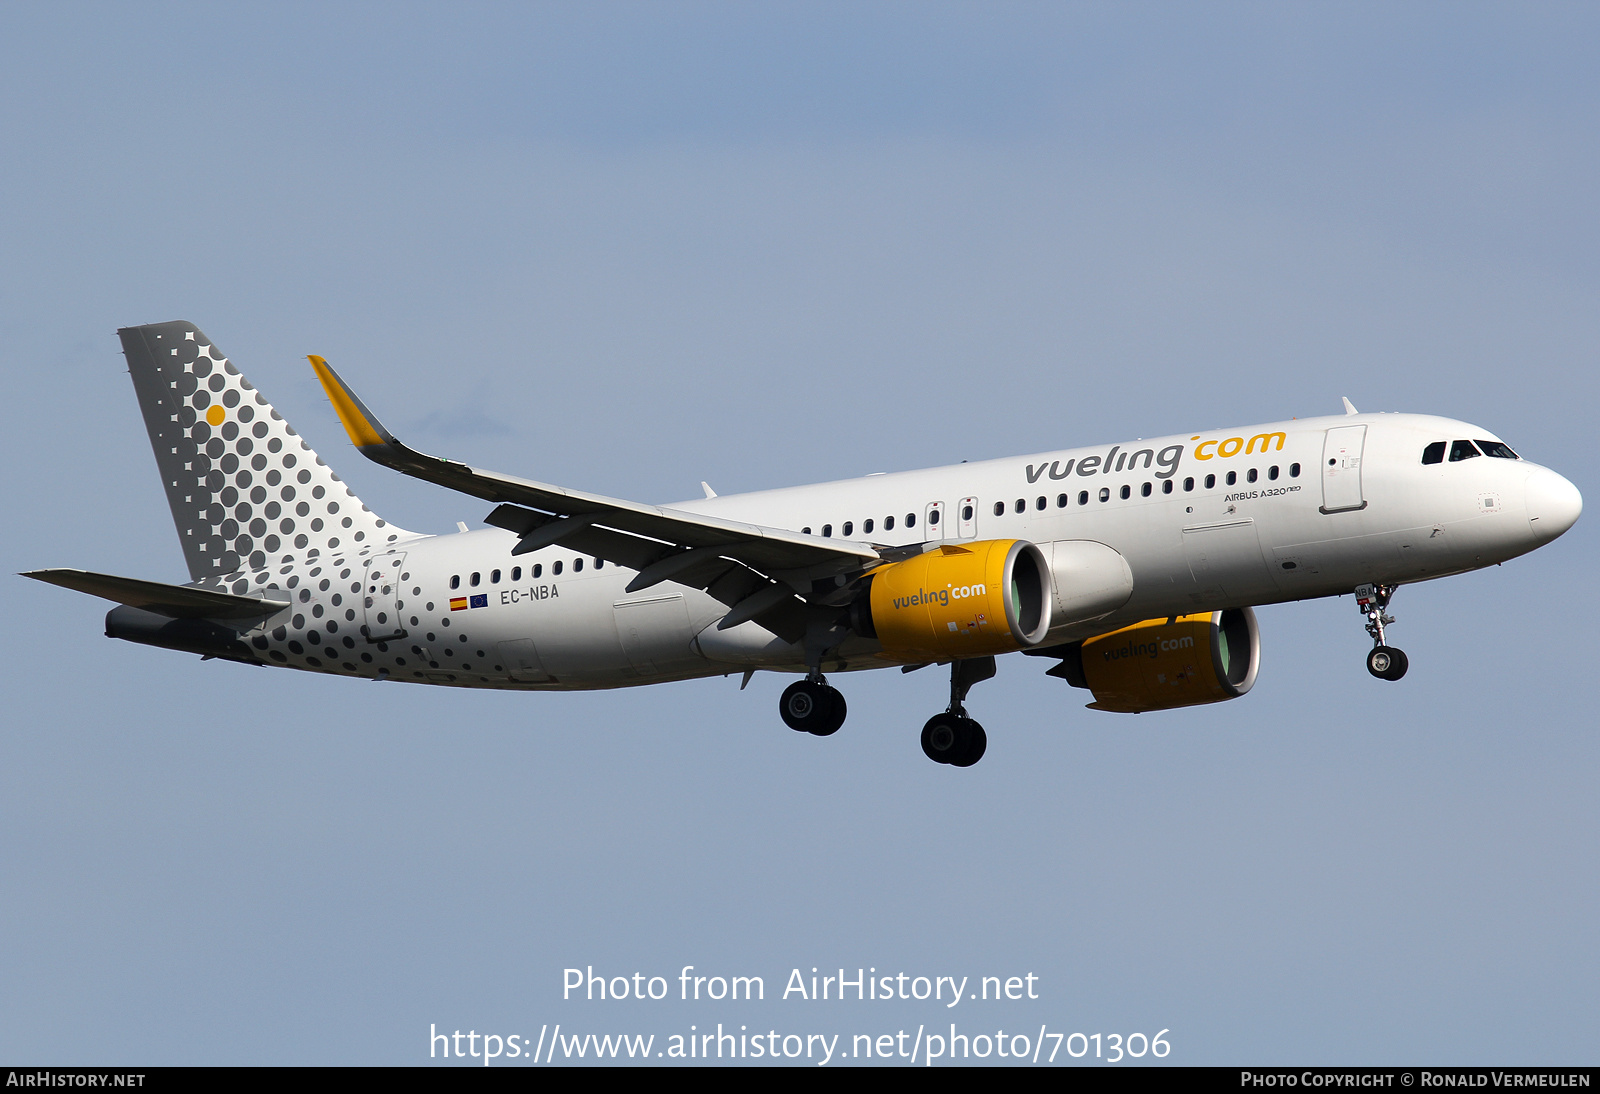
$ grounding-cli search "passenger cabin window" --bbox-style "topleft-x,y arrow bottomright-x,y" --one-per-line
1477,440 -> 1519,459
842,521 -> 853,536
1014,499 -> 1025,513
822,524 -> 832,537
864,518 -> 874,534
1247,468 -> 1258,483
573,558 -> 583,572
1141,482 -> 1152,497
450,575 -> 460,590
1183,477 -> 1194,491
1078,491 -> 1089,505
594,559 -> 603,569
1098,487 -> 1110,502
532,564 -> 542,578
906,513 -> 915,527
1289,463 -> 1301,477
928,509 -> 940,526
491,569 -> 501,583
1225,471 -> 1237,486
470,572 -> 480,587
960,505 -> 973,521
1036,496 -> 1046,510
1057,493 -> 1069,507
802,527 -> 811,535
1205,474 -> 1216,489
993,501 -> 1005,517
1449,439 -> 1482,462
884,515 -> 895,530
1269,465 -> 1280,480
1162,480 -> 1173,494
553,561 -> 563,575
511,567 -> 521,581
1421,442 -> 1446,465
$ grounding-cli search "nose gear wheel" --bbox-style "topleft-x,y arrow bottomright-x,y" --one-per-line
1367,645 -> 1408,681
1355,583 -> 1408,681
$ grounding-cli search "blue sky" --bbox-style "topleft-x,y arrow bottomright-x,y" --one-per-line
2,2 -> 1596,1065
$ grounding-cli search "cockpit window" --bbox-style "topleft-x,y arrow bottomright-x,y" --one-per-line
1448,439 -> 1481,462
1421,441 -> 1446,465
1475,439 -> 1519,460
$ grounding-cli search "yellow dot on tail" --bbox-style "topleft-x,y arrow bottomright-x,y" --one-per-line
206,404 -> 225,426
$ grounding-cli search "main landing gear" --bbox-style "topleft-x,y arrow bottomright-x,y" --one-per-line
775,657 -> 996,767
779,675 -> 847,736
1356,583 -> 1409,682
921,657 -> 995,768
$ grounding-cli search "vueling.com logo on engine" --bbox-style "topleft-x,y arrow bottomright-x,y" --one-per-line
890,583 -> 988,610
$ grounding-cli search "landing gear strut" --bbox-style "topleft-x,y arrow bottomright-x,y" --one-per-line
921,657 -> 994,767
1356,583 -> 1409,681
779,674 -> 847,736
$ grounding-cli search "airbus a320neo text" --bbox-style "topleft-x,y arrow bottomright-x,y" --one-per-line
27,322 -> 1582,766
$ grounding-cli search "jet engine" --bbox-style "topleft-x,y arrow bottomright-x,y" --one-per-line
857,540 -> 1053,662
1043,607 -> 1260,713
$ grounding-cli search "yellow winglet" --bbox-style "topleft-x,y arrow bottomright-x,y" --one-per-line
308,355 -> 389,449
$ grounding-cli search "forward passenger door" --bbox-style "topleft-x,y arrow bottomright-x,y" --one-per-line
1320,426 -> 1367,513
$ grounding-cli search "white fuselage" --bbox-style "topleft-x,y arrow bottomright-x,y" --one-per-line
239,412 -> 1574,689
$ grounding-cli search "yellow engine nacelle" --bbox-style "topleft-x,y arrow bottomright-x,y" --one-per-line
1049,608 -> 1260,713
864,540 -> 1053,662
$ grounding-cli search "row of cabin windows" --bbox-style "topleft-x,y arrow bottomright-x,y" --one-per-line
994,464 -> 1303,513
438,455 -> 1312,580
449,558 -> 604,588
798,464 -> 1304,538
1421,439 -> 1519,464
802,512 -> 922,538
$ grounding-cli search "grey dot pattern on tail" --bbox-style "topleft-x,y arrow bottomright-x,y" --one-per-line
118,320 -> 410,585
115,321 -> 533,689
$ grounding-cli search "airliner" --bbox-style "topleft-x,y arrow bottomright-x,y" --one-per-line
26,322 -> 1582,767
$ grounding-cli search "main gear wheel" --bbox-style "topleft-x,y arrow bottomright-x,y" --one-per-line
920,712 -> 987,767
779,679 -> 847,736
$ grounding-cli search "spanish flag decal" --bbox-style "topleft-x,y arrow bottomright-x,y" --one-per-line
449,597 -> 468,611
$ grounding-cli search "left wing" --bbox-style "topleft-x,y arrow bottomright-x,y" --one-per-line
309,356 -> 886,640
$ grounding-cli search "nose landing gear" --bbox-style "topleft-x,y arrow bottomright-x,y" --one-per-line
921,657 -> 995,767
779,676 -> 847,736
1356,583 -> 1409,681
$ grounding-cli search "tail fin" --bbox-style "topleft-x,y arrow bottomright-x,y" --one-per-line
118,320 -> 412,582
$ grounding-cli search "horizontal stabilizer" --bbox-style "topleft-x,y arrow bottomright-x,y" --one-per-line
23,569 -> 290,620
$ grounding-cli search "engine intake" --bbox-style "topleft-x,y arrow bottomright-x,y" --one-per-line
863,540 -> 1052,662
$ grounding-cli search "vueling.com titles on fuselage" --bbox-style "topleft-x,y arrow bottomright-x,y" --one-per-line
1023,432 -> 1288,484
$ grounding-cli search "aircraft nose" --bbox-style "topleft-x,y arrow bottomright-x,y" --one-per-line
1525,466 -> 1582,543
